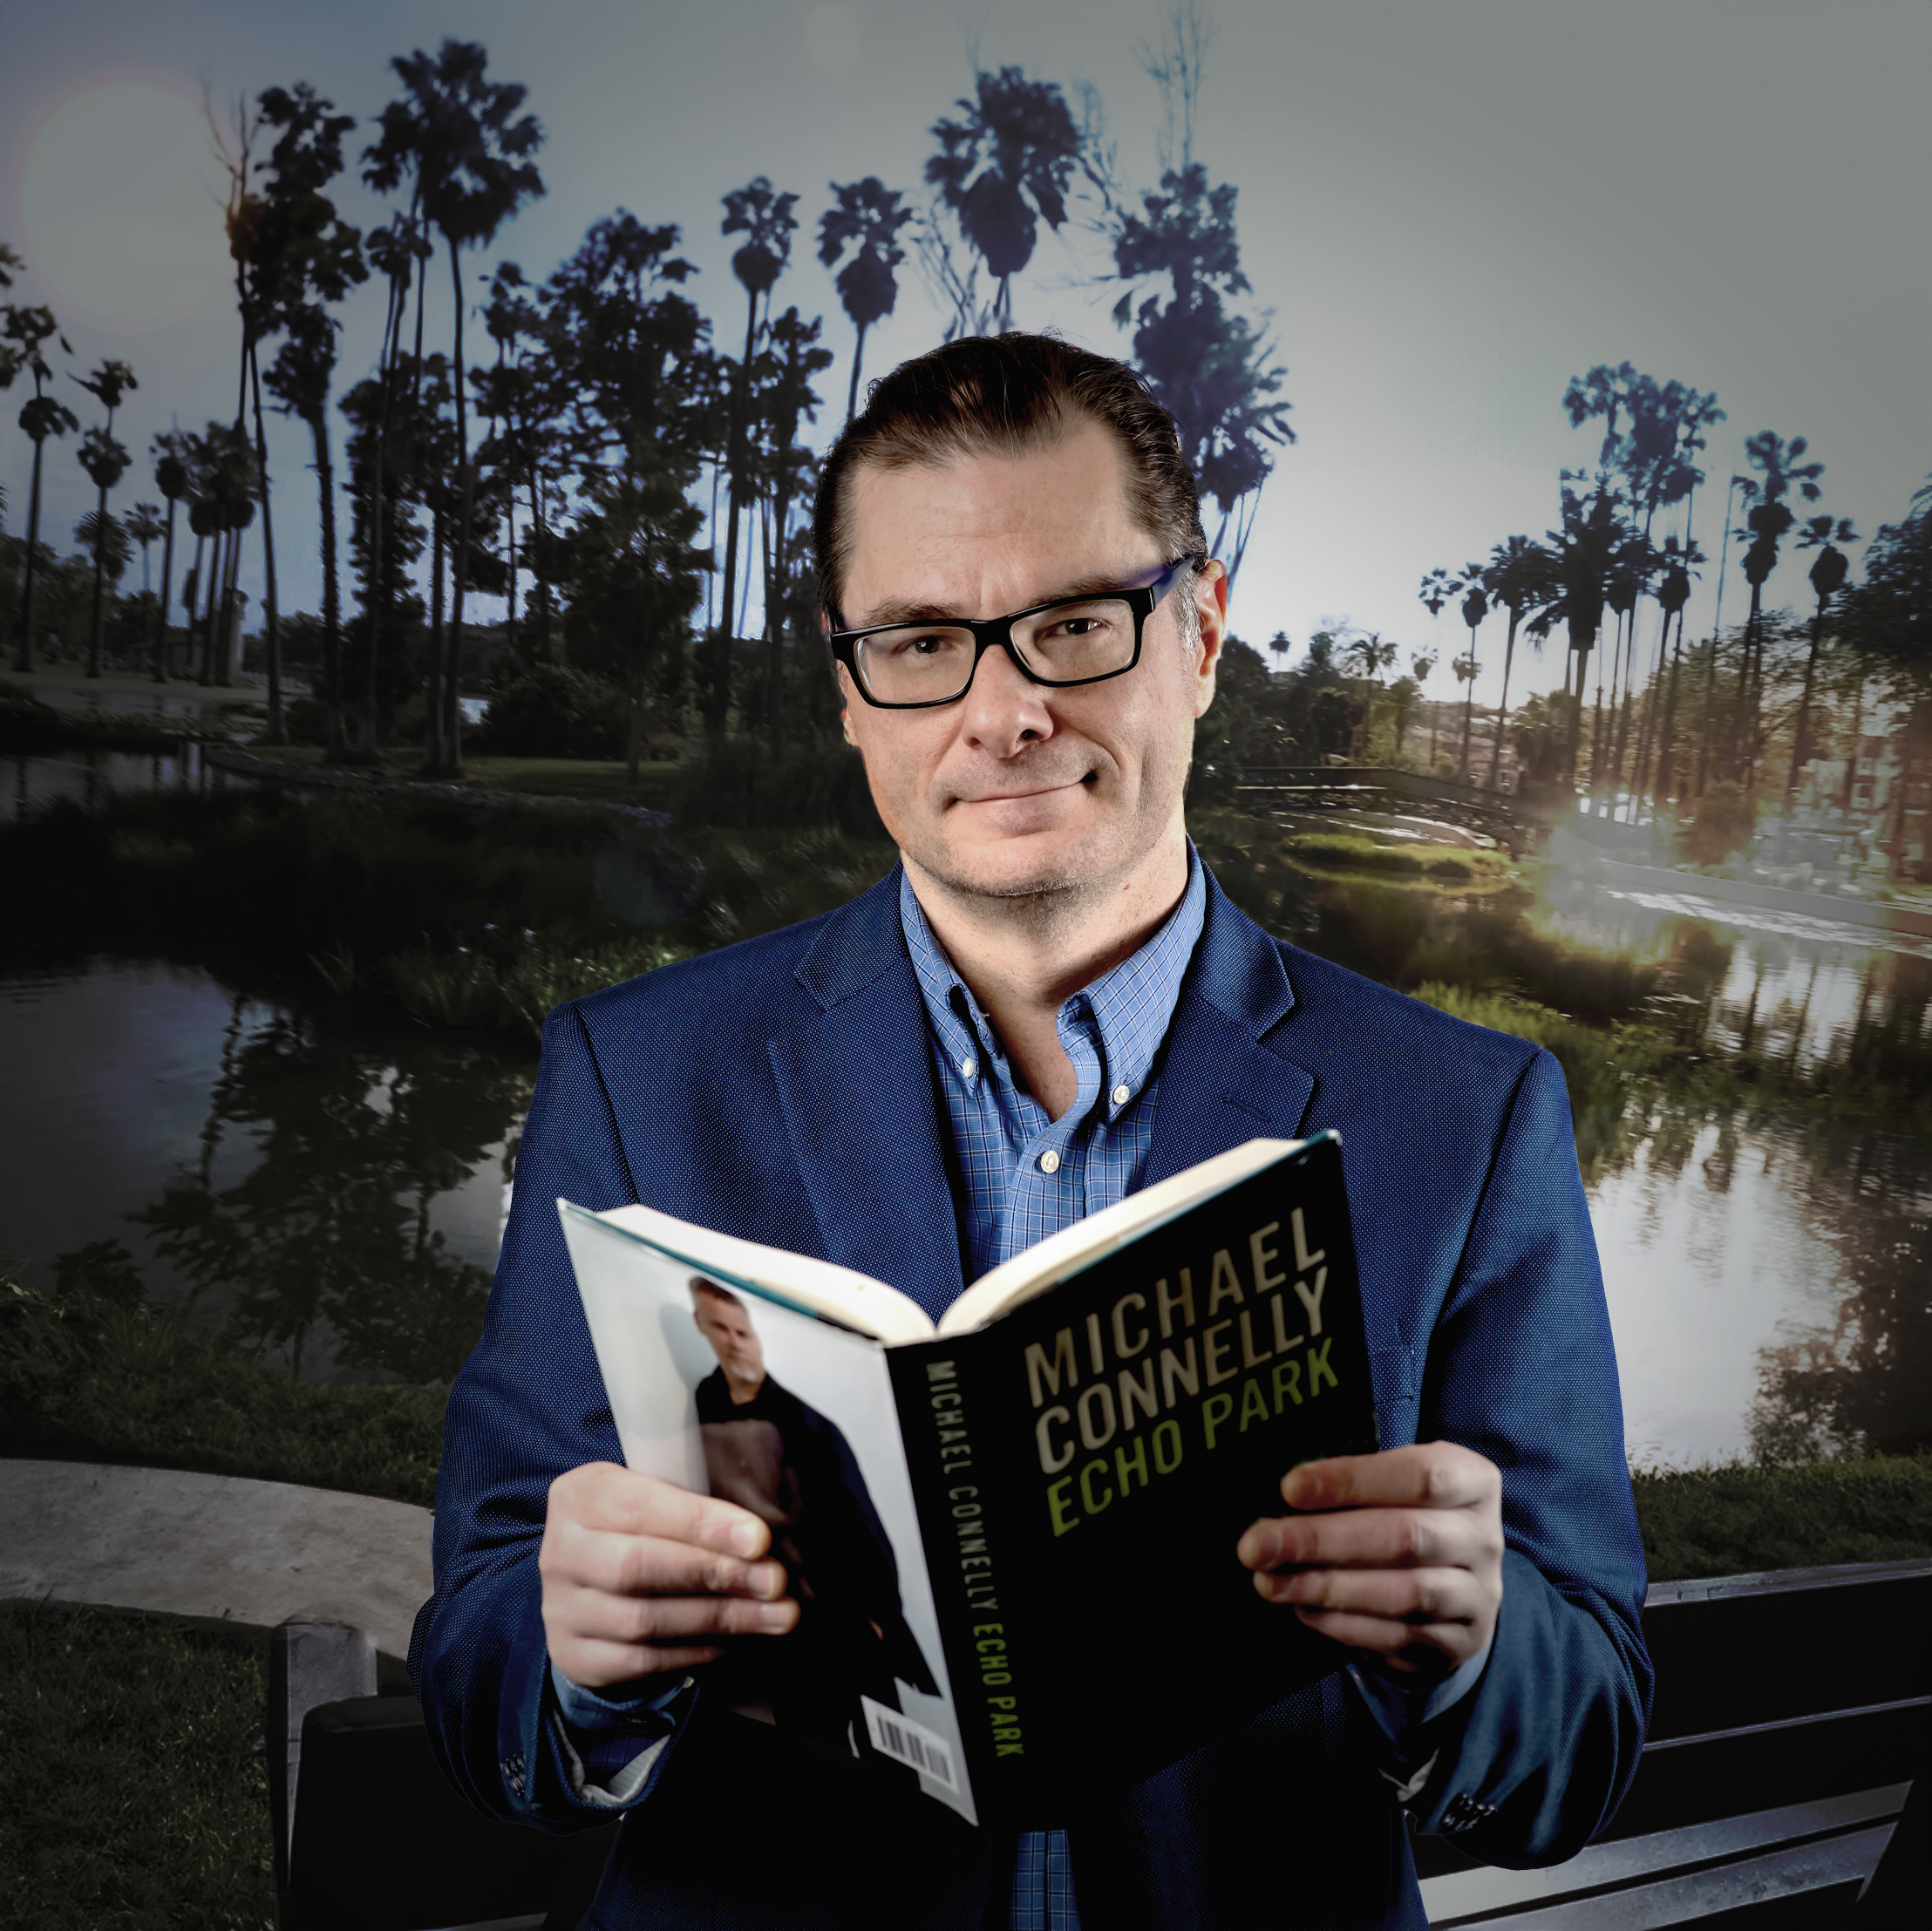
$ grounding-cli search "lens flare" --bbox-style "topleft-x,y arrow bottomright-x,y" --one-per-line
13,74 -> 231,335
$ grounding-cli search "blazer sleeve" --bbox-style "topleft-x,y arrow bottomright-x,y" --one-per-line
1400,1046 -> 1655,1863
408,1000 -> 661,1832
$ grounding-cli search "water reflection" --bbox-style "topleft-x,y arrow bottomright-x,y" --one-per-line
4,745 -> 228,823
1,960 -> 533,1385
3,855 -> 1928,1460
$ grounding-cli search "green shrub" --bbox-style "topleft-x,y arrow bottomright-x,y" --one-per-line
1,1275 -> 445,1508
1680,781 -> 1758,866
1633,1453 -> 1932,1581
0,1606 -> 276,1929
480,663 -> 628,759
384,932 -> 686,1035
670,736 -> 886,837
1284,832 -> 1509,883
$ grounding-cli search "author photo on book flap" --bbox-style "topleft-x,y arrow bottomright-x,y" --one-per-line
685,1275 -> 941,1744
411,331 -> 1650,1931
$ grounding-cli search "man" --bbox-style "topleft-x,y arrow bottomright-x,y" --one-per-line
686,1275 -> 938,1751
412,334 -> 1650,1928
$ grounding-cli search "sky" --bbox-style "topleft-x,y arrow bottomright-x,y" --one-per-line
3,0 -> 1928,712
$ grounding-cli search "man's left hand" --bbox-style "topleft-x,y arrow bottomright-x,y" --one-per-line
1236,1443 -> 1504,1681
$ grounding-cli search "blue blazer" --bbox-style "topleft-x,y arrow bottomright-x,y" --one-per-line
411,864 -> 1652,1930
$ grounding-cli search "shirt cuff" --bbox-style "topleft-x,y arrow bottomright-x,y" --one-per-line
547,1660 -> 695,1810
1345,1635 -> 1493,1748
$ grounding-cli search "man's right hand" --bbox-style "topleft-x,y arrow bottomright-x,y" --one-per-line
540,1462 -> 799,1691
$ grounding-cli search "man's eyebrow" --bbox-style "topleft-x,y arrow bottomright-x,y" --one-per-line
847,568 -> 1152,629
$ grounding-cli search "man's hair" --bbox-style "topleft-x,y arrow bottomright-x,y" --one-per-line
813,332 -> 1208,627
689,1275 -> 744,1312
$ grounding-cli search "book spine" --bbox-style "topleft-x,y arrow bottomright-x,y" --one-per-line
888,1336 -> 1031,1820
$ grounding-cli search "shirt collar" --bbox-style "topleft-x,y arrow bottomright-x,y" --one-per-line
899,847 -> 1207,1119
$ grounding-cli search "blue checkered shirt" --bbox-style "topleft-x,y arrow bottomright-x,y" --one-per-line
901,850 -> 1207,1931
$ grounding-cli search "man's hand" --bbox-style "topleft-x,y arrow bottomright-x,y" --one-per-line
540,1462 -> 799,1691
1235,1444 -> 1504,1681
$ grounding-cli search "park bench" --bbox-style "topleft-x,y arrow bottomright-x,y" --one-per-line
269,1559 -> 1928,1929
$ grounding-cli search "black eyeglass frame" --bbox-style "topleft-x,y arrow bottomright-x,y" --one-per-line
828,553 -> 1208,710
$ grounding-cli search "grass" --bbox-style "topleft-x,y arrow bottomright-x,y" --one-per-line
2,1280 -> 444,1508
1276,829 -> 1517,887
0,1604 -> 275,1931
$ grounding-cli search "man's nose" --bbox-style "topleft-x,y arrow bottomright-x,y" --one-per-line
959,640 -> 1058,753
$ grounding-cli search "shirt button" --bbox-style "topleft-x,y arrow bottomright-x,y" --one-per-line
1112,1084 -> 1131,1105
1039,1150 -> 1061,1174
961,1057 -> 976,1079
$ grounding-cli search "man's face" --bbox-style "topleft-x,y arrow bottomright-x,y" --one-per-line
693,1295 -> 765,1393
835,420 -> 1225,906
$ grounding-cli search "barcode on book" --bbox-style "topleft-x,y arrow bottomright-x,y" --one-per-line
861,1696 -> 958,1792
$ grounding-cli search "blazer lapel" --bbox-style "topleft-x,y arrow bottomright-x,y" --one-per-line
767,871 -> 967,1324
1144,873 -> 1318,1187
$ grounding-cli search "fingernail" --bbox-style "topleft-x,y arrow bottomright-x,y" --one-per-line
759,1602 -> 792,1630
730,1519 -> 762,1556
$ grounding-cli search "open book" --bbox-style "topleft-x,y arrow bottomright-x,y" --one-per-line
557,1131 -> 1377,1828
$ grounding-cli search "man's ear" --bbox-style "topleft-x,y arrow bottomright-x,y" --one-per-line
1192,560 -> 1229,719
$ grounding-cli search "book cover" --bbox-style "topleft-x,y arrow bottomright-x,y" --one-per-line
560,1132 -> 1377,1828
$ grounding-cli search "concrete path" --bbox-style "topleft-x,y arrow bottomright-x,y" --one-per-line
1,1459 -> 433,1659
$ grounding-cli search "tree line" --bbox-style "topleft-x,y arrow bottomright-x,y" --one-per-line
0,19 -> 1291,782
1201,357 -> 1926,865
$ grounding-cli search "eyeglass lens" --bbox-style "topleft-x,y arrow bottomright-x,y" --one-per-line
854,595 -> 1139,704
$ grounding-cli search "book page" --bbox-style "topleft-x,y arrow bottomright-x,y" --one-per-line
560,1202 -> 977,1825
587,1199 -> 937,1343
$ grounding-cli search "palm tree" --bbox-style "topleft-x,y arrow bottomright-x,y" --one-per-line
125,501 -> 164,595
754,307 -> 833,745
1530,483 -> 1625,783
1730,432 -> 1825,786
708,177 -> 797,735
1411,650 -> 1439,768
5,303 -> 77,671
819,179 -> 914,423
73,359 -> 136,677
927,66 -> 1084,332
1480,535 -> 1555,790
1109,160 -> 1292,581
255,83 -> 368,756
1453,574 -> 1488,781
151,436 -> 194,681
1645,537 -> 1704,813
366,39 -> 546,774
1783,516 -> 1858,813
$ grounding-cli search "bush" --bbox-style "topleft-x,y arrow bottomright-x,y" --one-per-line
670,736 -> 886,837
1,1270 -> 446,1506
1633,1452 -> 1932,1581
1680,781 -> 1758,866
479,663 -> 628,759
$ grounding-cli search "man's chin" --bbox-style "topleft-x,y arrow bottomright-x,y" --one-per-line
905,829 -> 1105,904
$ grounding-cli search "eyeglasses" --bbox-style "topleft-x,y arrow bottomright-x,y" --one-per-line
829,554 -> 1205,710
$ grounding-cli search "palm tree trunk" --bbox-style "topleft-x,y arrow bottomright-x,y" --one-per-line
14,434 -> 47,672
1784,598 -> 1831,813
1654,604 -> 1689,809
85,479 -> 110,678
440,233 -> 474,779
846,318 -> 868,423
153,498 -> 177,683
198,527 -> 223,685
310,411 -> 344,758
710,291 -> 759,737
1488,610 -> 1520,790
422,503 -> 446,770
248,346 -> 285,743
